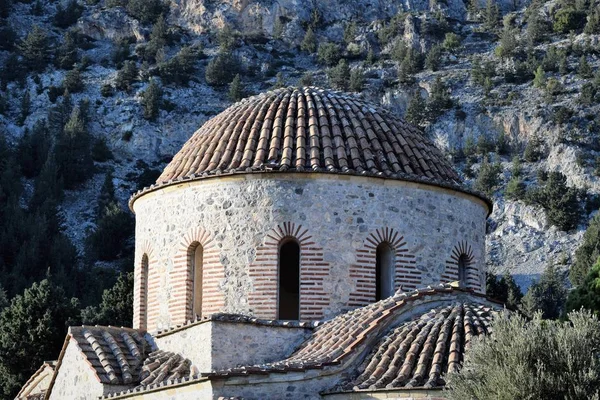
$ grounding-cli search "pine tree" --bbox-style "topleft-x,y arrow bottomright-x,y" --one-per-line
141,79 -> 161,121
17,120 -> 50,178
228,73 -> 244,101
425,44 -> 442,71
53,0 -> 83,28
0,0 -> 11,19
474,156 -> 502,196
349,68 -> 365,92
18,25 -> 50,71
55,106 -> 94,189
63,68 -> 84,93
17,89 -> 30,126
533,65 -> 545,88
483,0 -> 500,30
405,92 -> 428,127
127,0 -> 165,23
521,265 -> 567,319
55,31 -> 78,70
428,76 -> 453,119
97,169 -> 115,217
301,27 -> 317,54
571,214 -> 600,286
0,279 -> 80,398
115,60 -> 138,91
81,272 -> 133,327
578,55 -> 592,79
328,59 -> 350,90
205,51 -> 240,87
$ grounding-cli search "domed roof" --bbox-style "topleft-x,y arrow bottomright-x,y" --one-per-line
156,87 -> 461,185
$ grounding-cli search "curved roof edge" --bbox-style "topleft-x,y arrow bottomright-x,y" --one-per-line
128,169 -> 493,215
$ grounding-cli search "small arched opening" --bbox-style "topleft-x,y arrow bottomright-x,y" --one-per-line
376,242 -> 395,301
278,239 -> 300,320
458,254 -> 469,288
141,254 -> 149,328
189,243 -> 204,319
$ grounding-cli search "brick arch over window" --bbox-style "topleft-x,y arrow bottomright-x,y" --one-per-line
133,240 -> 157,330
442,241 -> 480,291
248,222 -> 330,321
349,228 -> 418,307
169,227 -> 224,325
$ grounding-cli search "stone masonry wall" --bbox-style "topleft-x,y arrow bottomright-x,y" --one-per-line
132,173 -> 489,331
49,340 -> 104,400
153,320 -> 312,372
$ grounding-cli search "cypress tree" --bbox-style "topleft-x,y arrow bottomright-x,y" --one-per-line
228,73 -> 244,102
55,106 -> 94,189
141,79 -> 161,121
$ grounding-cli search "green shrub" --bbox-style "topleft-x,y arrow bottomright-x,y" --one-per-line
443,32 -> 461,51
100,83 -> 113,97
299,71 -> 314,86
205,51 -> 240,86
127,0 -> 166,23
115,60 -> 138,91
579,83 -> 596,105
446,309 -> 600,400
217,24 -> 237,51
317,42 -> 341,66
53,0 -> 83,28
158,46 -> 198,85
428,76 -> 453,119
553,8 -> 586,33
91,138 -> 113,162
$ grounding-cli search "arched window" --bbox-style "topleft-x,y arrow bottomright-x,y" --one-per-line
141,254 -> 149,328
278,239 -> 300,320
376,242 -> 395,301
189,243 -> 204,319
458,254 -> 469,288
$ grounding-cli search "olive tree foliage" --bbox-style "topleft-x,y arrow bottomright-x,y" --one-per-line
446,310 -> 600,400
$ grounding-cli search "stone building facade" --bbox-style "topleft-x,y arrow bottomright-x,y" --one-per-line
27,87 -> 499,400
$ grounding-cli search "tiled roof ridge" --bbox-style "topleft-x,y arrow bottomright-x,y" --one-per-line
67,325 -> 151,386
129,87 -> 492,214
203,284 -> 501,379
154,311 -> 319,338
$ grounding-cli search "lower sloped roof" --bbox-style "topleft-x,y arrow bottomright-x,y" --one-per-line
205,284 -> 501,381
342,302 -> 494,391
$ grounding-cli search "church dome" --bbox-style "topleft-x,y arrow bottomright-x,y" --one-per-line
154,87 -> 462,190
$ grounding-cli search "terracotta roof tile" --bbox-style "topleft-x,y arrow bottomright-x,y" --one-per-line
346,302 -> 495,390
69,326 -> 150,385
138,350 -> 192,387
205,285 -> 501,380
154,86 -> 461,187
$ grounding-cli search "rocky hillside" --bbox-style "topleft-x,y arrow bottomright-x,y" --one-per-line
1,0 -> 599,291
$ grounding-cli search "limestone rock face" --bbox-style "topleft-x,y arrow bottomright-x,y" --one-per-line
77,7 -> 146,42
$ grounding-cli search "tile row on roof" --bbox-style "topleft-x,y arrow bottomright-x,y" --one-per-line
139,350 -> 192,387
69,326 -> 150,385
345,302 -> 495,391
130,87 -> 473,208
205,285 -> 500,380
